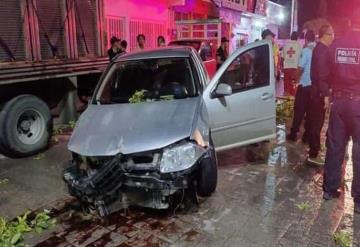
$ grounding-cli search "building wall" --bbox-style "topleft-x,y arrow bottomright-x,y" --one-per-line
105,0 -> 174,51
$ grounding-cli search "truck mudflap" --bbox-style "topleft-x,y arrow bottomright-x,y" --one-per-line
63,156 -> 196,216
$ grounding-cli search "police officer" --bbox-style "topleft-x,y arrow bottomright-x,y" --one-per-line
323,9 -> 360,214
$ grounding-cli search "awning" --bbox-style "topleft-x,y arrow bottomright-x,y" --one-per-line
171,0 -> 219,18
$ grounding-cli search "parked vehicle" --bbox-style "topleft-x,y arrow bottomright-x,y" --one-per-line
0,0 -> 107,157
168,39 -> 217,78
63,41 -> 276,216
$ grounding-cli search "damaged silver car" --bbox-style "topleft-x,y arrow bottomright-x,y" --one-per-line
64,40 -> 276,216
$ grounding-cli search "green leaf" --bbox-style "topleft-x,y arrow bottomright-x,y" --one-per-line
129,90 -> 147,104
10,232 -> 21,244
33,153 -> 45,160
333,231 -> 351,247
35,226 -> 43,234
0,178 -> 9,186
68,121 -> 76,129
295,202 -> 311,212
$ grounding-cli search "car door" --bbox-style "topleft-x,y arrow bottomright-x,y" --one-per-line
203,40 -> 276,151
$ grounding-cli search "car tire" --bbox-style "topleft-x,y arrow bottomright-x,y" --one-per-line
197,138 -> 218,197
0,95 -> 52,158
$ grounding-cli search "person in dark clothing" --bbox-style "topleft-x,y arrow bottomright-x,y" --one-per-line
108,36 -> 121,61
216,37 -> 229,69
287,31 -> 316,142
307,25 -> 334,165
120,40 -> 128,54
322,9 -> 360,214
157,36 -> 166,47
199,42 -> 208,61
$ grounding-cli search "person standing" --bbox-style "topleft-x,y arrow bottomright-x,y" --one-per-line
287,31 -> 316,142
157,36 -> 166,47
262,29 -> 280,80
307,24 -> 335,165
322,9 -> 360,214
216,37 -> 229,70
199,42 -> 208,61
136,34 -> 146,51
229,32 -> 237,55
120,40 -> 128,54
107,36 -> 121,60
283,31 -> 302,96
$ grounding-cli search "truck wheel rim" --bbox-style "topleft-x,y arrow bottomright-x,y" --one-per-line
16,109 -> 45,145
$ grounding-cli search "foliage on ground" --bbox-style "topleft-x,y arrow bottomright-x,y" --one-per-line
295,202 -> 311,212
31,210 -> 56,234
51,121 -> 77,143
33,153 -> 45,160
0,178 -> 9,186
0,210 -> 56,246
68,121 -> 76,129
53,126 -> 64,136
276,97 -> 294,124
333,231 -> 351,247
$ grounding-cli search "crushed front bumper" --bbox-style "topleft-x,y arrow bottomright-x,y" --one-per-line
63,155 -> 198,216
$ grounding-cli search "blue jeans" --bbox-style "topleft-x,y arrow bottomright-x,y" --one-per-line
324,98 -> 360,202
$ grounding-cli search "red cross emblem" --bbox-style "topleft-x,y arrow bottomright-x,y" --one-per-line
287,47 -> 296,58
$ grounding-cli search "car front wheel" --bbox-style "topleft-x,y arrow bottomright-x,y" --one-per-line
197,138 -> 218,197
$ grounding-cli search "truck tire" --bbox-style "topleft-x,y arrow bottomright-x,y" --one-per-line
197,138 -> 218,197
0,95 -> 52,157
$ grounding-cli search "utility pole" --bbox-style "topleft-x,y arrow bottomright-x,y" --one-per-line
290,0 -> 298,32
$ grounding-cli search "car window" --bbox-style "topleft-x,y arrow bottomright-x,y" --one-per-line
219,45 -> 270,93
95,58 -> 197,104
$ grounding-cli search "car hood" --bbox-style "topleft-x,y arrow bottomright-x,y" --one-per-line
68,97 -> 200,156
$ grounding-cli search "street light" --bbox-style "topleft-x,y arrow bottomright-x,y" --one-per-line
254,20 -> 265,28
277,11 -> 285,22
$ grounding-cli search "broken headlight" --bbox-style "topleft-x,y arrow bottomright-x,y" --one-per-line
160,142 -> 205,173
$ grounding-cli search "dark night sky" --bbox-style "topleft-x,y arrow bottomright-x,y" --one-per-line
270,0 -> 360,29
298,0 -> 360,28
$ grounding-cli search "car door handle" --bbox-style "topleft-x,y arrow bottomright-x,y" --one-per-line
261,93 -> 273,100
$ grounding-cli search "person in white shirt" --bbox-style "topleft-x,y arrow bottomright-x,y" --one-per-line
282,31 -> 302,96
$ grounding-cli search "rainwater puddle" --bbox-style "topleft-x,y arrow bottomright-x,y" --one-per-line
267,124 -> 288,166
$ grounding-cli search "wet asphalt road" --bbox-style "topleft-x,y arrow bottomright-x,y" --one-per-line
1,130 -> 360,246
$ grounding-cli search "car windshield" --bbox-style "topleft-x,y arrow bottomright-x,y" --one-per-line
95,58 -> 197,104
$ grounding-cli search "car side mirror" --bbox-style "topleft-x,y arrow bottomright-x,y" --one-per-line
213,83 -> 232,98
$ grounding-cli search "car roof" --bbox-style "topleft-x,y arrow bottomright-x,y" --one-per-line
114,46 -> 193,62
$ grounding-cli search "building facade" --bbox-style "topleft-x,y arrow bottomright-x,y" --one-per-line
105,0 -> 176,51
103,0 -> 287,52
